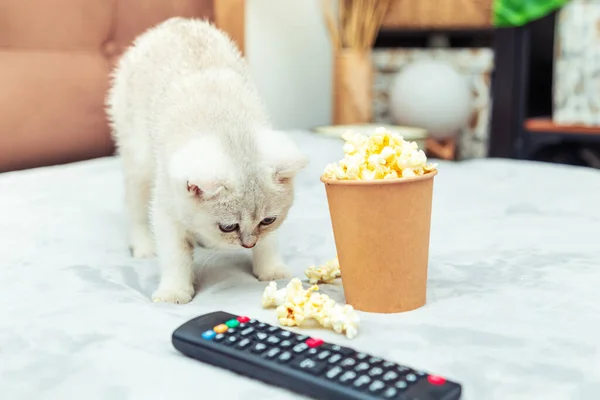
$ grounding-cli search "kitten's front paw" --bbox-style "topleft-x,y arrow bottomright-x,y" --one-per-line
254,263 -> 292,282
129,231 -> 156,259
152,284 -> 195,304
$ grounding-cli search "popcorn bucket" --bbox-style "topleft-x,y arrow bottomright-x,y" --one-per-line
321,171 -> 437,313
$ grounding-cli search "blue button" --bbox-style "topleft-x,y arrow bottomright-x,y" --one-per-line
201,330 -> 216,340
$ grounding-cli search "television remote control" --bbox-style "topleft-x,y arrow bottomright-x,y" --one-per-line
172,311 -> 462,400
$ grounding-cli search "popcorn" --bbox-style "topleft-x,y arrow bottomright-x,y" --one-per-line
322,127 -> 438,181
329,304 -> 360,339
262,278 -> 360,339
305,256 -> 341,284
261,282 -> 287,308
276,302 -> 306,327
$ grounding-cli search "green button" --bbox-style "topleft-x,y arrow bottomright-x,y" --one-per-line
225,319 -> 240,328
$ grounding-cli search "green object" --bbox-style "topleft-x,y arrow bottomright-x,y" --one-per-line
494,0 -> 571,27
225,319 -> 240,328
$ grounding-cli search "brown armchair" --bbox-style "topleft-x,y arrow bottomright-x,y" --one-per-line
0,0 -> 244,173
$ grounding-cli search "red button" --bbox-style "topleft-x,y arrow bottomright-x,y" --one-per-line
237,316 -> 250,323
427,375 -> 446,385
305,338 -> 324,348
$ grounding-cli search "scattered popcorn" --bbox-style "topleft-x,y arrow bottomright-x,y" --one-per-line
329,304 -> 360,339
322,127 -> 438,181
305,292 -> 337,327
261,281 -> 287,308
262,278 -> 360,339
305,256 -> 341,284
276,302 -> 306,327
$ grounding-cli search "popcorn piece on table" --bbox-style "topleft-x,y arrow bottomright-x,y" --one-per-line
322,126 -> 438,181
305,256 -> 341,284
329,303 -> 360,339
261,282 -> 287,308
276,302 -> 306,327
306,292 -> 360,339
262,277 -> 360,339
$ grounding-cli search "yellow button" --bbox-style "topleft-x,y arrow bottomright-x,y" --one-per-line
213,324 -> 228,333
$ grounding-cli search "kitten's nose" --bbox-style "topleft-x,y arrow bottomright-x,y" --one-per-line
241,242 -> 256,249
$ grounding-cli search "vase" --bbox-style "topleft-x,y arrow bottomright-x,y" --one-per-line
333,49 -> 373,125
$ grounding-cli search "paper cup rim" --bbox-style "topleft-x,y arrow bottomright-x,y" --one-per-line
320,169 -> 438,186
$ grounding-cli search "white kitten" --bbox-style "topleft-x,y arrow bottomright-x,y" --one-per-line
106,18 -> 307,304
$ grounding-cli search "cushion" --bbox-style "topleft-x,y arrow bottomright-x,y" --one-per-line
0,0 -> 214,172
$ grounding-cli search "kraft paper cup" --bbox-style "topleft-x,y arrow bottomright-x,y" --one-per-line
321,170 -> 437,313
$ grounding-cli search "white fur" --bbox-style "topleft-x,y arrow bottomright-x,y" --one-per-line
106,18 -> 307,304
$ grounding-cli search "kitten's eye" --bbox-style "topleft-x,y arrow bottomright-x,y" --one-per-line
260,217 -> 277,226
218,223 -> 238,233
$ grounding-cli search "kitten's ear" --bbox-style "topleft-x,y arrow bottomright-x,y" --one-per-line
169,138 -> 234,200
257,130 -> 308,183
185,179 -> 225,200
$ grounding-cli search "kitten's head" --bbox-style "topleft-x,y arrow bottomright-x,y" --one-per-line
168,130 -> 308,250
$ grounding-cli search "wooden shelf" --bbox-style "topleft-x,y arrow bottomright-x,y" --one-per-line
525,118 -> 600,135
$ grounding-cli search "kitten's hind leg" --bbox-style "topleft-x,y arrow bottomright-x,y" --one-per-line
252,233 -> 291,281
124,167 -> 156,258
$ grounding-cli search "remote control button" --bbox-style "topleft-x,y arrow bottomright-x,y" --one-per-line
277,351 -> 293,363
395,380 -> 408,390
267,326 -> 280,333
352,375 -> 371,389
368,367 -> 384,377
325,366 -> 343,379
291,358 -> 327,375
396,366 -> 412,375
355,352 -> 368,360
266,336 -> 281,345
295,335 -> 310,342
236,338 -> 251,349
256,323 -> 268,330
255,332 -> 268,341
306,338 -> 324,348
368,357 -> 382,364
368,379 -> 385,393
279,330 -> 293,338
237,323 -> 247,329
236,316 -> 250,323
382,371 -> 398,382
240,327 -> 255,336
225,319 -> 240,328
406,373 -> 417,382
280,340 -> 293,348
214,333 -> 226,342
213,324 -> 228,334
328,354 -> 342,364
247,319 -> 258,325
316,350 -> 331,360
251,343 -> 268,354
226,329 -> 236,335
355,362 -> 370,372
416,370 -> 427,377
339,370 -> 357,384
201,330 -> 216,340
326,344 -> 354,356
382,361 -> 396,369
382,387 -> 398,398
225,336 -> 238,345
307,348 -> 318,356
263,347 -> 281,359
427,375 -> 446,385
340,358 -> 356,368
293,343 -> 309,353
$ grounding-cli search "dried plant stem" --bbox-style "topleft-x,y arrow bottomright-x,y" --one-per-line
320,0 -> 340,50
323,0 -> 391,125
322,0 -> 391,52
